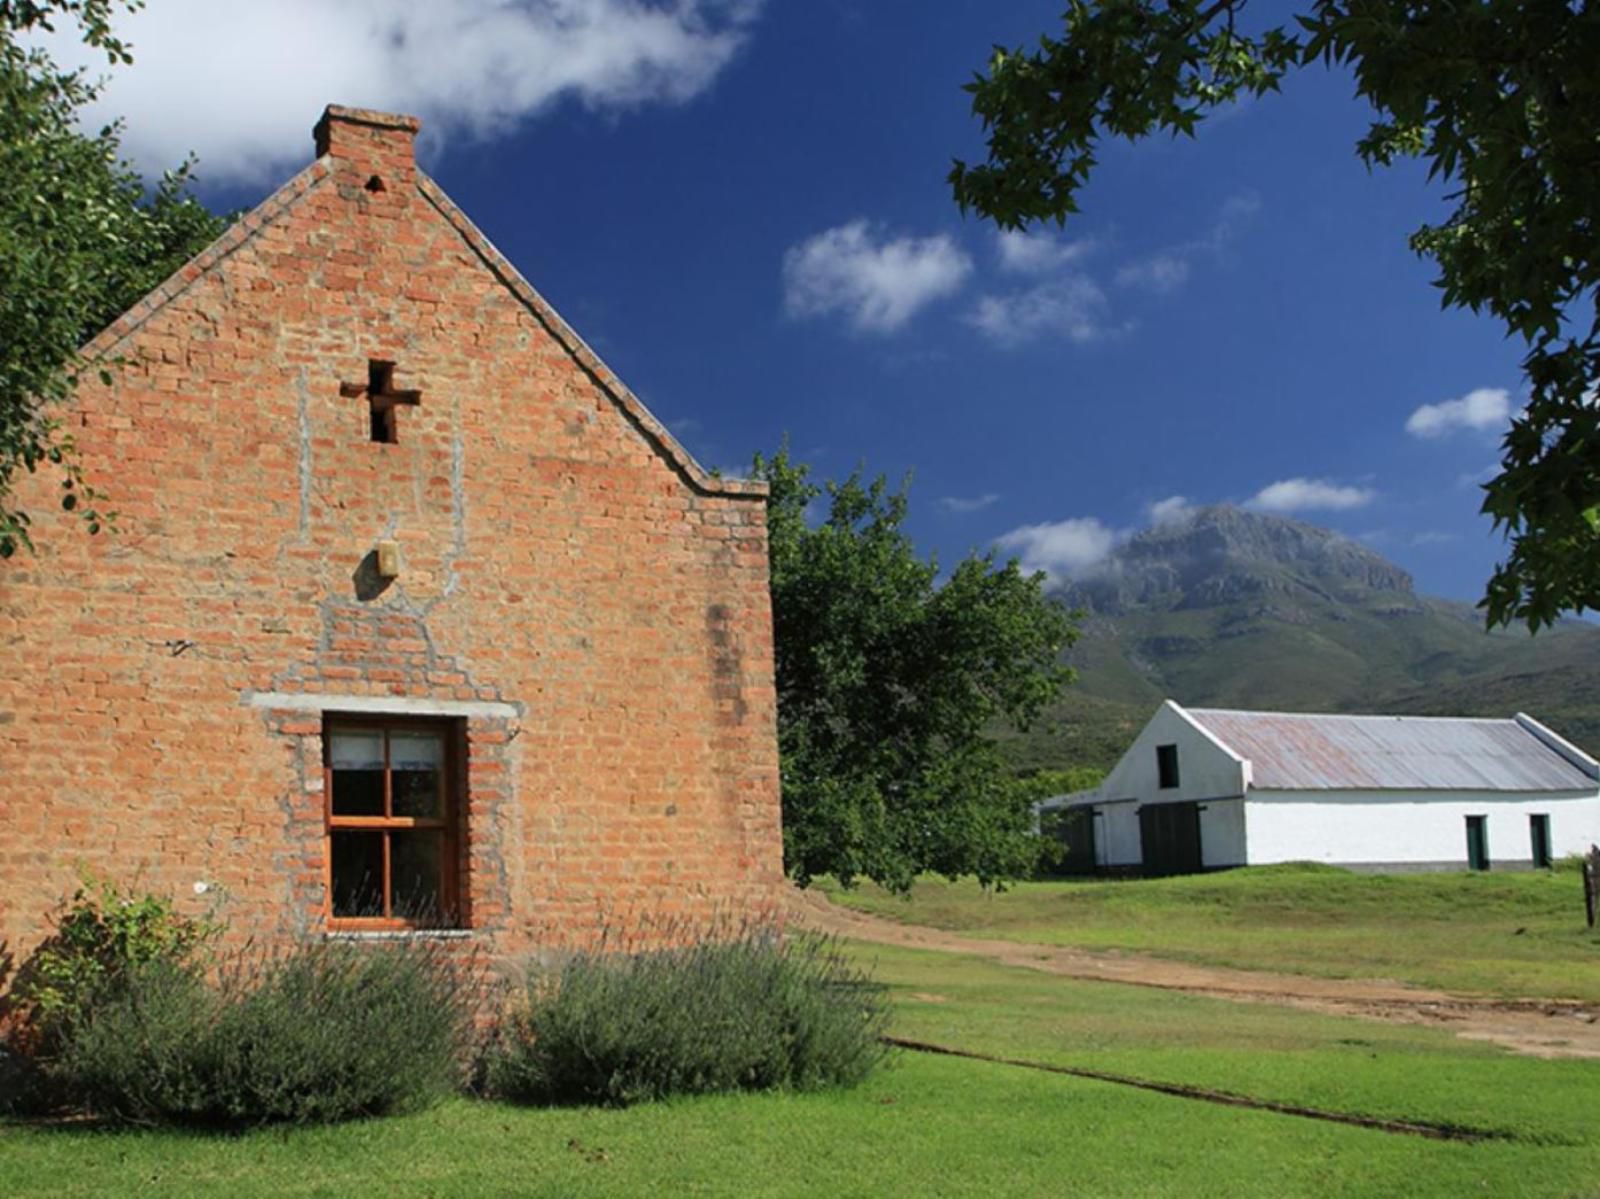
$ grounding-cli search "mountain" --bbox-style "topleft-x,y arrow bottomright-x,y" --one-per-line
999,505 -> 1600,774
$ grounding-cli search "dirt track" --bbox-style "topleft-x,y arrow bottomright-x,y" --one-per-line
789,888 -> 1600,1060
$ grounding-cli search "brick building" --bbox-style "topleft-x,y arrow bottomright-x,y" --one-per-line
0,107 -> 783,967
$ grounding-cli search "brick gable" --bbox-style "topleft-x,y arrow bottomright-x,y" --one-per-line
0,106 -> 782,968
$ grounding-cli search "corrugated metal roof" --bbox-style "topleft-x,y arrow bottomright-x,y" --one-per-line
1185,708 -> 1597,792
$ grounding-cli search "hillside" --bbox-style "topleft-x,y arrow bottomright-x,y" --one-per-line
999,506 -> 1600,774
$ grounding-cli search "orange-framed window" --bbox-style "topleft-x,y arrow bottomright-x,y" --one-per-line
323,717 -> 460,929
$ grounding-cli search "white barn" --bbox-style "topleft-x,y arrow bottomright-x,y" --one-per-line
1041,701 -> 1600,875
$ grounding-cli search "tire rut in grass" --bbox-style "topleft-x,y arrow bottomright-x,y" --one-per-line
883,1037 -> 1523,1144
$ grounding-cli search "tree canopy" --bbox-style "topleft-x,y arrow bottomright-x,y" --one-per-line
751,446 -> 1076,893
0,0 -> 228,558
949,0 -> 1600,630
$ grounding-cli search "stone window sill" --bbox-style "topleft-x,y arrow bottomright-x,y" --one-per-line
323,928 -> 475,942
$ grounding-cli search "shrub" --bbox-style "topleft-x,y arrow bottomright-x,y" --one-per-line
487,926 -> 889,1106
0,1039 -> 42,1117
1,877 -> 217,1115
13,876 -> 217,1049
52,939 -> 472,1127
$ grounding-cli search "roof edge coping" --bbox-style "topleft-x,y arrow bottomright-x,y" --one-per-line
414,171 -> 766,500
1186,707 -> 1519,724
317,105 -> 422,134
1514,713 -> 1600,781
80,158 -> 333,361
1168,699 -> 1254,789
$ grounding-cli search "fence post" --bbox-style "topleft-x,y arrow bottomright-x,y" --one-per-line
1586,845 -> 1600,930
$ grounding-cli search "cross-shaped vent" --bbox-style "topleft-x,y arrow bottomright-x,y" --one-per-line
340,360 -> 421,444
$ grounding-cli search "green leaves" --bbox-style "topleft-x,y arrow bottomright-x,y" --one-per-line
0,0 -> 227,560
14,872 -> 218,1047
951,0 -> 1298,231
1479,348 -> 1600,630
950,0 -> 1600,629
752,445 -> 1076,893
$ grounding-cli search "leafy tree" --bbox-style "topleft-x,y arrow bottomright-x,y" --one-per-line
1014,765 -> 1106,802
752,445 -> 1076,893
0,0 -> 228,558
949,1 -> 1600,630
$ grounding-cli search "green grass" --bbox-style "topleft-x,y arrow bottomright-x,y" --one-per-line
9,929 -> 1600,1196
10,869 -> 1600,1195
850,940 -> 1597,1147
4,1049 -> 1596,1198
819,862 -> 1600,1001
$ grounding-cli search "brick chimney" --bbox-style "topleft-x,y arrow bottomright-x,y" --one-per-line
313,105 -> 420,184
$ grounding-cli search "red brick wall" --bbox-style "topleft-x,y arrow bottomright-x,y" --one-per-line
0,108 -> 783,975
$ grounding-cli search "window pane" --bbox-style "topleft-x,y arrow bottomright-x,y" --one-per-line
329,729 -> 384,768
391,830 -> 444,923
331,830 -> 385,917
330,730 -> 385,816
392,731 -> 444,819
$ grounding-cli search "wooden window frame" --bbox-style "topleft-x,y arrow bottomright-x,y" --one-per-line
323,715 -> 462,931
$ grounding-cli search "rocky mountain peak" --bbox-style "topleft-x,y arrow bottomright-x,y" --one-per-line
1064,505 -> 1415,614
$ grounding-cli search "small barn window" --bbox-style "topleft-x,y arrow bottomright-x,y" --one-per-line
325,718 -> 460,928
1156,744 -> 1180,790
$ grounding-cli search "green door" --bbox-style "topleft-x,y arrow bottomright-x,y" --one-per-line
1465,815 -> 1490,871
1530,814 -> 1552,869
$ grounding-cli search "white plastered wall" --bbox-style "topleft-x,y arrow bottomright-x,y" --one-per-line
1089,702 -> 1248,870
1097,701 -> 1249,808
1199,797 -> 1247,868
1243,789 -> 1600,868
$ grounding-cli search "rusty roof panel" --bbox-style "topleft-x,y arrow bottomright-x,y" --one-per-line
1186,710 -> 1596,792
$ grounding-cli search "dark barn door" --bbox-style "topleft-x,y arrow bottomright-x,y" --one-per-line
1529,814 -> 1552,869
1140,802 -> 1203,877
1048,807 -> 1098,876
1465,815 -> 1490,871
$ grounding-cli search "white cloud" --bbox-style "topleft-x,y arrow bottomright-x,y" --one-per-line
973,225 -> 1129,347
783,221 -> 972,334
1115,254 -> 1190,294
938,493 -> 1000,514
995,517 -> 1118,581
995,228 -> 1095,275
967,275 -> 1123,347
1217,191 -> 1262,228
1247,478 -> 1376,514
1405,387 -> 1513,439
1148,495 -> 1197,526
1115,190 -> 1260,295
37,0 -> 761,183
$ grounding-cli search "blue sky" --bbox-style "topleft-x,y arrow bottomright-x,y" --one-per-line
59,0 -> 1529,604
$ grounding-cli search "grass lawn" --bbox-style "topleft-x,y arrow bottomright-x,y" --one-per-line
848,940 -> 1598,1147
817,862 -> 1600,1001
3,1048 -> 1595,1198
7,938 -> 1600,1196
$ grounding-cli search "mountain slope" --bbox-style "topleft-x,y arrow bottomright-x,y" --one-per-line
999,506 -> 1600,773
